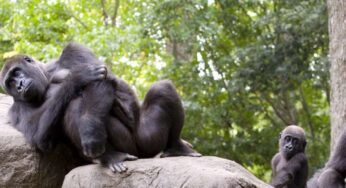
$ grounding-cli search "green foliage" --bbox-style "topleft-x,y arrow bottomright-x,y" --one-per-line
0,0 -> 329,182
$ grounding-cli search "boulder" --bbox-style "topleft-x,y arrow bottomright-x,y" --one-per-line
62,156 -> 272,188
0,94 -> 81,188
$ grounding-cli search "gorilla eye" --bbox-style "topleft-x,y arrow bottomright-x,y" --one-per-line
292,138 -> 298,145
24,56 -> 33,63
11,68 -> 23,78
285,136 -> 291,142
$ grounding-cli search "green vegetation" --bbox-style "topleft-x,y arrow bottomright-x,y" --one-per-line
0,0 -> 329,182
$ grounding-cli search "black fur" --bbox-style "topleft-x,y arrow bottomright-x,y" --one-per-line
308,129 -> 346,188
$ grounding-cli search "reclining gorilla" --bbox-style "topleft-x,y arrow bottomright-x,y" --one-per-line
0,54 -> 107,150
0,43 -> 201,172
271,125 -> 308,188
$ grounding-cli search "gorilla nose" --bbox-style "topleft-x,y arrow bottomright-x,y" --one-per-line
17,80 -> 25,92
285,145 -> 293,150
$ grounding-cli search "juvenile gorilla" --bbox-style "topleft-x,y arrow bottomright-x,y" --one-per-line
271,125 -> 308,188
1,43 -> 201,172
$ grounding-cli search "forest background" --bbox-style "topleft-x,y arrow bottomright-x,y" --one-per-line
0,0 -> 329,182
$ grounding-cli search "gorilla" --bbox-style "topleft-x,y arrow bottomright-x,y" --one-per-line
0,53 -> 107,152
307,127 -> 346,188
307,168 -> 344,188
271,125 -> 308,188
1,43 -> 201,173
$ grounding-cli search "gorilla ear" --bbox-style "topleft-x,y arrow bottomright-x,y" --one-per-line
279,132 -> 282,140
302,140 -> 307,150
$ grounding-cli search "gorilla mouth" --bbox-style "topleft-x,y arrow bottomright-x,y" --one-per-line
23,80 -> 33,95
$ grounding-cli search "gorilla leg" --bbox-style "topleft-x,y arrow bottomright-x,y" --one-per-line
136,80 -> 201,158
78,81 -> 115,158
106,117 -> 138,156
64,98 -> 137,173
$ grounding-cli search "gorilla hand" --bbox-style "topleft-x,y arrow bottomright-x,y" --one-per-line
70,64 -> 107,87
97,150 -> 138,173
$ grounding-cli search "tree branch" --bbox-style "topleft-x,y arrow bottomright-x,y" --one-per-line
112,0 -> 120,26
101,0 -> 109,26
63,4 -> 88,29
261,93 -> 294,125
299,86 -> 315,142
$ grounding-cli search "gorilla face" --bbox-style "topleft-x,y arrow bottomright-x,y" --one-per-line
280,132 -> 306,159
1,55 -> 49,103
281,134 -> 299,158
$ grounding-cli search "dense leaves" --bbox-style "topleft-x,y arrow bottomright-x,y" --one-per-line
0,0 -> 329,181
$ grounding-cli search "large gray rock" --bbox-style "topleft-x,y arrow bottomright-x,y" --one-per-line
62,156 -> 272,188
0,94 -> 81,188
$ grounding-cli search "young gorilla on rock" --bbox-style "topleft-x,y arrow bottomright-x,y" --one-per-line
271,125 -> 308,188
1,43 -> 201,173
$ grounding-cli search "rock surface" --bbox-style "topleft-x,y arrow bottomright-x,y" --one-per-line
0,93 -> 272,188
0,94 -> 81,188
62,156 -> 272,188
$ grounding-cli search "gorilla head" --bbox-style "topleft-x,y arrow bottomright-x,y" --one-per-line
1,55 -> 49,103
279,125 -> 307,159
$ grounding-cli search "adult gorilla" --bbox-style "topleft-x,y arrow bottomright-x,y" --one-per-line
0,54 -> 106,151
1,43 -> 201,172
271,125 -> 308,188
308,127 -> 346,188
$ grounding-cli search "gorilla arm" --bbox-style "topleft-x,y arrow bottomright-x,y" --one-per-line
271,153 -> 280,177
33,64 -> 107,151
271,153 -> 307,188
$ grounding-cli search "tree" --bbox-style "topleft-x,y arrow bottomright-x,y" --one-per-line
328,0 -> 346,152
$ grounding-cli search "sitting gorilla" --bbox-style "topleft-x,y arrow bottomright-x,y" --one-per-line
1,43 -> 201,172
271,125 -> 308,188
307,125 -> 346,188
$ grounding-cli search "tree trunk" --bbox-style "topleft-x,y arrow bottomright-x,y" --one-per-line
328,0 -> 346,153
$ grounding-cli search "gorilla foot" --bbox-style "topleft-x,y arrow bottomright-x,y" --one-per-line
181,139 -> 193,148
160,139 -> 202,158
82,140 -> 106,158
98,150 -> 138,173
109,162 -> 128,173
